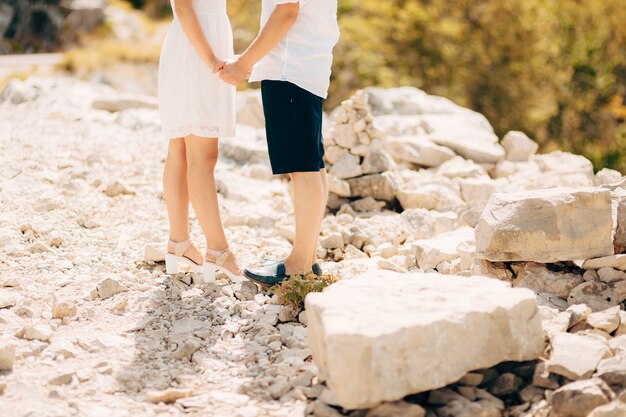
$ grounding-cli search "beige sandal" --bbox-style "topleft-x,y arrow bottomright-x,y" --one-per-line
165,239 -> 203,274
204,247 -> 245,283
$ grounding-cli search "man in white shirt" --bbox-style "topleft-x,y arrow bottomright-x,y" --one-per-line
220,0 -> 340,286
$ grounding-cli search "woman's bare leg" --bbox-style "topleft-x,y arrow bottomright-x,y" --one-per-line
163,138 -> 202,264
184,135 -> 240,273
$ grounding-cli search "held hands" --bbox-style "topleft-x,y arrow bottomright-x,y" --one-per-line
209,57 -> 226,73
219,57 -> 252,86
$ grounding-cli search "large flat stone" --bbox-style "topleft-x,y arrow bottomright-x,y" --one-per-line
305,271 -> 544,409
547,333 -> 609,380
476,187 -> 613,262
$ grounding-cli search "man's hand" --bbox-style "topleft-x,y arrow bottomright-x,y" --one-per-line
219,58 -> 251,86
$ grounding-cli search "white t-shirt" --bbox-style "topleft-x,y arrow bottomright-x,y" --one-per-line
248,0 -> 340,99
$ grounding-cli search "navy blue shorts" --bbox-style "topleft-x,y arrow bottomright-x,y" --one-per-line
261,80 -> 325,175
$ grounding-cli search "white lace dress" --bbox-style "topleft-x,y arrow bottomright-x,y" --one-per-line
158,0 -> 236,139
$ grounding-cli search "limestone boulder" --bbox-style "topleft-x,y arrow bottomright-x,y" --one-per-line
583,255 -> 626,271
348,173 -> 399,202
413,227 -> 475,270
550,379 -> 614,417
476,187 -> 614,263
305,271 -> 544,409
594,168 -> 622,187
513,263 -> 584,299
501,131 -> 539,162
532,151 -> 595,188
612,188 -> 626,250
384,137 -> 456,168
547,333 -> 609,380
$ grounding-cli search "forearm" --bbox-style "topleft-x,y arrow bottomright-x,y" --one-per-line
175,3 -> 217,64
239,4 -> 299,70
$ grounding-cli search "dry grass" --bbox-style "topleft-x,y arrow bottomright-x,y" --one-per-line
57,40 -> 161,73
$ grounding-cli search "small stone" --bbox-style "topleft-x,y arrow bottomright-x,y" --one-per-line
587,306 -> 621,333
437,399 -> 502,417
365,401 -> 426,417
144,245 -> 165,263
47,231 -> 62,248
0,339 -> 17,370
146,388 -> 193,404
550,378 -> 614,417
28,241 -> 52,253
331,124 -> 358,149
532,362 -> 560,390
279,305 -> 300,323
583,255 -> 626,271
328,176 -> 351,197
566,304 -> 592,328
96,278 -> 128,299
428,388 -> 468,405
597,268 -> 626,284
362,150 -> 395,175
49,372 -> 75,386
329,153 -> 362,179
104,181 -> 135,197
616,311 -> 626,336
235,281 -> 259,301
16,324 -> 54,342
0,381 -> 6,394
519,385 -> 545,403
596,355 -> 626,386
52,299 -> 77,319
312,400 -> 343,417
171,339 -> 201,361
321,234 -> 344,250
489,372 -> 523,396
459,372 -> 484,386
501,131 -> 539,162
568,281 -> 618,312
298,310 -> 308,326
547,333 -> 609,380
587,401 -> 626,417
584,269 -> 601,282
269,378 -> 291,399
0,292 -> 17,309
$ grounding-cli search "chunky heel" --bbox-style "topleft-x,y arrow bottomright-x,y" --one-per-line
203,263 -> 216,283
165,239 -> 203,275
165,253 -> 178,274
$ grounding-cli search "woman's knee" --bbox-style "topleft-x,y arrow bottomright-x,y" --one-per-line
185,139 -> 219,170
167,139 -> 187,164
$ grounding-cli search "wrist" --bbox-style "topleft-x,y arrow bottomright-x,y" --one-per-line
237,54 -> 255,72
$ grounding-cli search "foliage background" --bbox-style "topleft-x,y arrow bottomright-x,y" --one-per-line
133,0 -> 626,171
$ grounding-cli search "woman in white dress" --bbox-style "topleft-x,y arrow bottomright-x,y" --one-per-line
159,0 -> 242,282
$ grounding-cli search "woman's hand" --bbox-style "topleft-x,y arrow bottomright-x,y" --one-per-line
210,57 -> 226,73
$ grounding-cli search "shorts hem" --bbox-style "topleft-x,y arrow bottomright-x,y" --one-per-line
271,165 -> 325,175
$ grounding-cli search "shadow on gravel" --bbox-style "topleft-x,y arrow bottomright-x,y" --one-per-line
116,262 -> 313,415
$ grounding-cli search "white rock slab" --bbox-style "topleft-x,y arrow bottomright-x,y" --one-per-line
305,271 -> 544,409
501,131 -> 538,162
583,255 -> 626,271
547,332 -> 609,380
413,227 -> 475,270
476,187 -> 614,262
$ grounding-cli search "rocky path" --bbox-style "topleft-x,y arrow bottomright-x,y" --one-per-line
0,78 -> 315,417
2,77 -> 626,417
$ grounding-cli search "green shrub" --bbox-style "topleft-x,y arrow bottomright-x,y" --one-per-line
273,273 -> 339,310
